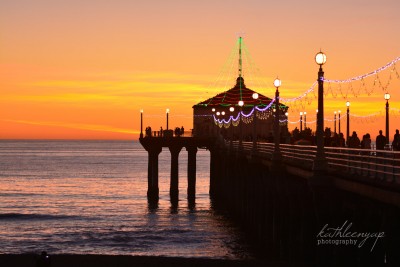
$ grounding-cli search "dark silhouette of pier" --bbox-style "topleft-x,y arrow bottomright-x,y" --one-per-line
139,135 -> 214,202
139,134 -> 400,265
138,38 -> 400,265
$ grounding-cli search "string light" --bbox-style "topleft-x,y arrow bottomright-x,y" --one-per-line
325,57 -> 400,84
201,36 -> 399,112
280,56 -> 400,103
241,114 -> 254,124
213,99 -> 276,126
350,111 -> 383,118
280,82 -> 317,102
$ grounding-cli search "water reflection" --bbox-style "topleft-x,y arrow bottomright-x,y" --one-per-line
0,141 -> 253,259
147,199 -> 159,212
188,197 -> 196,211
169,198 -> 179,214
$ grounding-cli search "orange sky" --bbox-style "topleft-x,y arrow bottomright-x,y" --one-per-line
1,0 -> 399,140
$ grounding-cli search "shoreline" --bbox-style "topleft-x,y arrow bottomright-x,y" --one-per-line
0,254 -> 309,267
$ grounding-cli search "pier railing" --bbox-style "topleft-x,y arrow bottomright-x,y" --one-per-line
229,141 -> 400,184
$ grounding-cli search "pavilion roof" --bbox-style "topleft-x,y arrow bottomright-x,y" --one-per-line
193,77 -> 288,109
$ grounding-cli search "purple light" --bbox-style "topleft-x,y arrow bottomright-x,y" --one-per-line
325,56 -> 400,83
213,100 -> 276,125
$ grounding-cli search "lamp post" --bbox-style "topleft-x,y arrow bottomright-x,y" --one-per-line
166,108 -> 170,130
300,112 -> 303,132
338,110 -> 341,135
334,111 -> 337,134
385,93 -> 390,145
304,112 -> 307,129
346,101 -> 350,146
252,93 -> 258,153
211,108 -> 216,136
313,51 -> 328,173
140,109 -> 144,138
272,77 -> 282,163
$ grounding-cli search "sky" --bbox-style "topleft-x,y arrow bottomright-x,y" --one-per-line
1,0 -> 399,140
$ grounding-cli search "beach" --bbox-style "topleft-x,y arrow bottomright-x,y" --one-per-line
0,254 -> 306,267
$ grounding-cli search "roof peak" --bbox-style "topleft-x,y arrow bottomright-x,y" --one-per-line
236,76 -> 245,87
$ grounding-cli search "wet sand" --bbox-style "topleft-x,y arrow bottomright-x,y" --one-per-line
0,254 -> 309,267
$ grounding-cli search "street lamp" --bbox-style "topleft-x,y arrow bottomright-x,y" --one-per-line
313,51 -> 328,173
272,77 -> 282,164
304,112 -> 307,129
166,108 -> 170,130
140,109 -> 144,138
338,110 -> 341,135
346,101 -> 350,146
300,112 -> 303,132
229,107 -> 235,112
252,92 -> 259,152
385,93 -> 390,145
334,111 -> 337,134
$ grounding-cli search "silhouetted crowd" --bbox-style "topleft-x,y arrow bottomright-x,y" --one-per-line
289,127 -> 400,151
144,126 -> 185,137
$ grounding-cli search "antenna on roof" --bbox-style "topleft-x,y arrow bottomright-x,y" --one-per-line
238,36 -> 243,78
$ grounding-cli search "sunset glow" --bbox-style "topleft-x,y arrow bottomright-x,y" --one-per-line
1,0 -> 399,140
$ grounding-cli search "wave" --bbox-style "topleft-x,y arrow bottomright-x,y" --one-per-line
0,213 -> 84,221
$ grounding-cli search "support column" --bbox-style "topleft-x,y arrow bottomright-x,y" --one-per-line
147,146 -> 162,201
169,146 -> 182,201
252,110 -> 258,155
186,146 -> 198,199
209,147 -> 217,196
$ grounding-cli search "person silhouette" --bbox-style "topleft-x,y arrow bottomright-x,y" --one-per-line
363,133 -> 372,149
393,129 -> 400,151
376,130 -> 386,150
348,131 -> 360,148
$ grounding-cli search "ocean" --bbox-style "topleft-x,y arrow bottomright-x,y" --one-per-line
0,140 -> 252,258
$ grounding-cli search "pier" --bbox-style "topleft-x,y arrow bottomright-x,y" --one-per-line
138,39 -> 400,264
139,135 -> 214,201
140,133 -> 400,264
